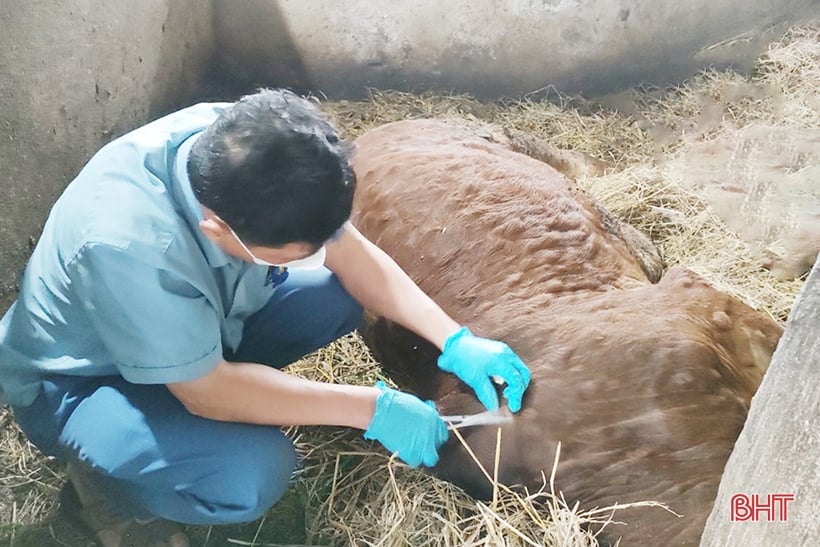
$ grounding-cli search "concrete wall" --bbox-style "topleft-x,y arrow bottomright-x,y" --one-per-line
700,256 -> 820,545
212,0 -> 820,99
0,0 -> 215,313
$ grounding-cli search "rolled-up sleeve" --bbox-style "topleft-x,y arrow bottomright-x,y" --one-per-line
68,242 -> 222,384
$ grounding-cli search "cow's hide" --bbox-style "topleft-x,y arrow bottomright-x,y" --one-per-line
350,119 -> 783,546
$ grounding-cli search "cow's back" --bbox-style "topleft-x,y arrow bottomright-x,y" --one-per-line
352,119 -> 649,331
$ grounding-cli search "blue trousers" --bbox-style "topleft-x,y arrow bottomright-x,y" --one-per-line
13,268 -> 363,525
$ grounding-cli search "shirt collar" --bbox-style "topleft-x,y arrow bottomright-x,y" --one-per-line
170,133 -> 235,269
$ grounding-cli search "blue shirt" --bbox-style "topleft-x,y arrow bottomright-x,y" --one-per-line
0,103 -> 277,406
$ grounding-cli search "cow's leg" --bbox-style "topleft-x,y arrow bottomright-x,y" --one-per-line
359,317 -> 444,400
499,126 -> 611,179
360,316 -> 475,406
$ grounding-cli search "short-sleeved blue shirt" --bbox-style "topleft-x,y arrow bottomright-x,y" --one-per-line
0,103 -> 277,406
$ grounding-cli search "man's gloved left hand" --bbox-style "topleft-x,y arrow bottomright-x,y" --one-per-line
437,327 -> 531,413
363,382 -> 449,468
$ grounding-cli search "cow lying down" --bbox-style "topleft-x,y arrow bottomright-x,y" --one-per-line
350,120 -> 783,546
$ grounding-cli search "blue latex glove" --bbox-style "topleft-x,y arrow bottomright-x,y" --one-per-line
364,382 -> 449,467
437,327 -> 531,413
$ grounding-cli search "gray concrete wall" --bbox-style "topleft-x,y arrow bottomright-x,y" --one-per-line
0,0 -> 215,313
700,256 -> 820,546
212,0 -> 820,99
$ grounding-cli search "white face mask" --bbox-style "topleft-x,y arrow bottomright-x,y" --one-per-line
278,246 -> 327,270
229,227 -> 326,270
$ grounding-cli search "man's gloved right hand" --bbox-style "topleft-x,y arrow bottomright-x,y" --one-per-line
363,382 -> 449,468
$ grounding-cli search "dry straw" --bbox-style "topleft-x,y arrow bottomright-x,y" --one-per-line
1,22 -> 817,547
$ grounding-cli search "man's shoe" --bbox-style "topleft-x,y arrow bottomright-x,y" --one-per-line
61,463 -> 189,547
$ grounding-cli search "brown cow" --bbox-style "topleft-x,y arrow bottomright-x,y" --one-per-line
350,119 -> 783,546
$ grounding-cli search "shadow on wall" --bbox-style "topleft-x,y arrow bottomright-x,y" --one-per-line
206,1 -> 820,100
201,0 -> 312,101
0,0 -> 214,313
153,0 -> 219,113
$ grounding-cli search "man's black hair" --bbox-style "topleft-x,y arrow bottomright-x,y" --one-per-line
188,88 -> 356,247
